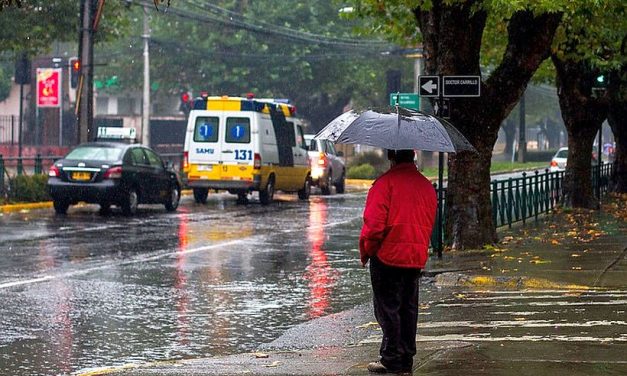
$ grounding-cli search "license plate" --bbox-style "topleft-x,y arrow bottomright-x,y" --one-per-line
71,172 -> 91,181
197,165 -> 213,171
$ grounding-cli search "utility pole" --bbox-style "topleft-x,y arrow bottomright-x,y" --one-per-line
517,90 -> 527,163
77,0 -> 94,143
142,5 -> 151,146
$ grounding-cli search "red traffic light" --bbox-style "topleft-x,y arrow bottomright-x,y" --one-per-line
71,58 -> 80,71
181,92 -> 190,103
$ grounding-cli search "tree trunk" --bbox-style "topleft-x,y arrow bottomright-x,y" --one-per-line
608,68 -> 627,193
416,1 -> 562,249
552,56 -> 609,208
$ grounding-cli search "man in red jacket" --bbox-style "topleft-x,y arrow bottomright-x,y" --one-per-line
360,149 -> 437,374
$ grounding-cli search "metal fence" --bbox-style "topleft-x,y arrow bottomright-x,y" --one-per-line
0,115 -> 18,145
430,163 -> 615,254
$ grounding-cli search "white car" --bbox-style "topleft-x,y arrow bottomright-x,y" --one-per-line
549,147 -> 568,172
304,135 -> 346,194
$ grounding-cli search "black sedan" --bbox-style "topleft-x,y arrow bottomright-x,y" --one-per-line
47,142 -> 181,215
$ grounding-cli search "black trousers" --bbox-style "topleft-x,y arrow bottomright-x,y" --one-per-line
370,256 -> 421,371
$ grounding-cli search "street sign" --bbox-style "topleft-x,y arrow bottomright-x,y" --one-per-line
442,75 -> 481,97
36,68 -> 62,108
389,93 -> 420,110
418,76 -> 440,97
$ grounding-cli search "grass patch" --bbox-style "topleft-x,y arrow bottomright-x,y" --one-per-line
421,161 -> 549,179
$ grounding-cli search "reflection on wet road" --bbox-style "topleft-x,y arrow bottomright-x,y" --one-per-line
0,193 -> 370,375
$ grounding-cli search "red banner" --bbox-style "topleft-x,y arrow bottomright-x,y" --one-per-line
36,68 -> 61,108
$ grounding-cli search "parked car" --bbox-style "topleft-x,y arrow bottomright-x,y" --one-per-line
549,147 -> 599,172
47,142 -> 181,215
304,135 -> 345,195
549,147 -> 568,172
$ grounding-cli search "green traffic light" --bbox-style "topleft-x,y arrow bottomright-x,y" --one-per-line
596,75 -> 605,83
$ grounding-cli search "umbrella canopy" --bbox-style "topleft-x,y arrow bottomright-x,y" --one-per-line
314,106 -> 475,153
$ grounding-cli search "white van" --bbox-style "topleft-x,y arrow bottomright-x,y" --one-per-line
182,95 -> 311,204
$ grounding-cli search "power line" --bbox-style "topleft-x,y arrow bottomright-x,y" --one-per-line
129,0 -> 394,51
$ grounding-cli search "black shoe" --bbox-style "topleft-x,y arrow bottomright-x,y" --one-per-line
367,361 -> 412,374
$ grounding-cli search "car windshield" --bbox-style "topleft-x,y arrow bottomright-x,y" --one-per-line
65,146 -> 123,162
555,149 -> 568,158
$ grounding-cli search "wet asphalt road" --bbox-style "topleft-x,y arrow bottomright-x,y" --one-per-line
0,191 -> 371,375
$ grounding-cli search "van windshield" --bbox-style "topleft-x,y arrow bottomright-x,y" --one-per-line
194,117 -> 219,142
225,117 -> 251,143
555,149 -> 568,158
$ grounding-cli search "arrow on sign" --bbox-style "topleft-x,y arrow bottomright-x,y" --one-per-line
421,80 -> 438,94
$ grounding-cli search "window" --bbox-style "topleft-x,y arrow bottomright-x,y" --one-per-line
144,148 -> 163,168
309,139 -> 319,151
285,121 -> 296,147
131,148 -> 149,165
326,141 -> 337,155
65,146 -> 123,162
225,117 -> 251,143
297,126 -> 307,149
194,117 -> 219,142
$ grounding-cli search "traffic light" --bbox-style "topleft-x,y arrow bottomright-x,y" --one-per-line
179,91 -> 192,115
14,54 -> 31,85
69,57 -> 80,88
594,73 -> 607,88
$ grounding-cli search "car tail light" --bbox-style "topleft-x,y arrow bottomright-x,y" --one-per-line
48,165 -> 60,177
183,151 -> 189,170
103,166 -> 122,179
317,153 -> 327,167
254,153 -> 262,169
550,160 -> 558,167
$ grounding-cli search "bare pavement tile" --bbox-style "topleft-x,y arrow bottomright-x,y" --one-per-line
84,195 -> 627,376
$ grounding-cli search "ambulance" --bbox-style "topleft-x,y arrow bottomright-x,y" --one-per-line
182,94 -> 311,205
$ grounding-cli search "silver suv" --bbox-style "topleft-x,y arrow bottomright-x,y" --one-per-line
305,135 -> 346,195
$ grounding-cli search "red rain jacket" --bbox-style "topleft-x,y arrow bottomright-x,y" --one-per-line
359,162 -> 437,269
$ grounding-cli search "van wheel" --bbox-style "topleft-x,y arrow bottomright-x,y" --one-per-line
53,200 -> 70,215
236,191 -> 249,205
193,188 -> 208,204
298,177 -> 311,200
335,172 -> 345,194
259,176 -> 275,205
121,188 -> 139,216
165,184 -> 181,212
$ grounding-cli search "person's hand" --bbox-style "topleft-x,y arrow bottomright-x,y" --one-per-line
361,256 -> 369,268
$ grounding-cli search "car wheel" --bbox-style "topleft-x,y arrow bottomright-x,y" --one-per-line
193,188 -> 208,204
53,200 -> 70,215
165,185 -> 181,212
259,176 -> 275,205
298,177 -> 311,200
99,202 -> 111,215
321,173 -> 332,195
335,172 -> 345,194
121,188 -> 139,216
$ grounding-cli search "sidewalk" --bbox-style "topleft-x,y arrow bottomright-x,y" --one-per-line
80,194 -> 626,376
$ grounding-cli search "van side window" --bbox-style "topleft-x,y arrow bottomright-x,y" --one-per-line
225,117 -> 251,143
194,117 -> 219,142
297,126 -> 307,149
309,139 -> 318,151
285,121 -> 296,147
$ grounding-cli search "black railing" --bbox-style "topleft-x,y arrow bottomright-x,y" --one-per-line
430,163 -> 615,253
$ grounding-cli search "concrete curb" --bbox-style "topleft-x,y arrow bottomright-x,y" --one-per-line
0,201 -> 53,213
435,272 -> 592,290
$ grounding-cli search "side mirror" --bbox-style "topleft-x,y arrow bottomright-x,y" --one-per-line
337,151 -> 344,157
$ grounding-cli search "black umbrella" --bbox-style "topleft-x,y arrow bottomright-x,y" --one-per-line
314,106 -> 475,153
